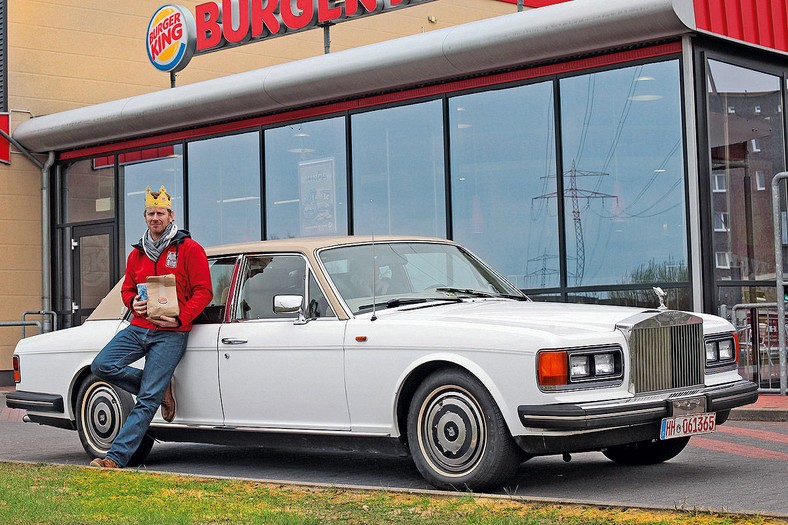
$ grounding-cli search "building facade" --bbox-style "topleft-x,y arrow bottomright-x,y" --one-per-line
4,0 -> 788,388
0,0 -> 516,385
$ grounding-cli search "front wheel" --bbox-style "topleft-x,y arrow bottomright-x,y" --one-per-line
75,373 -> 154,467
406,369 -> 521,491
602,437 -> 690,465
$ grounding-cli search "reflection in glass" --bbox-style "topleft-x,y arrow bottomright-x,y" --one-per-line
320,242 -> 523,315
560,60 -> 687,287
351,101 -> 446,236
80,233 -> 110,310
119,146 -> 184,262
265,118 -> 348,239
63,159 -> 114,223
569,288 -> 689,310
706,60 -> 786,284
188,132 -> 261,247
449,81 -> 558,289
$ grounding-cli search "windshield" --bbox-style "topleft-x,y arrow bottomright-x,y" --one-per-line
319,242 -> 525,315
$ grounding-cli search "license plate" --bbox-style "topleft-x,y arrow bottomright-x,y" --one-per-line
660,412 -> 716,440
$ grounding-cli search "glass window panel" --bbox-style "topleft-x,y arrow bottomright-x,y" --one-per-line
194,256 -> 237,324
119,145 -> 184,262
560,60 -> 687,287
706,60 -> 786,282
265,118 -> 348,239
570,288 -> 689,310
351,101 -> 446,236
236,255 -> 306,320
63,159 -> 114,223
79,233 -> 111,310
449,81 -> 558,289
188,132 -> 261,247
307,272 -> 335,318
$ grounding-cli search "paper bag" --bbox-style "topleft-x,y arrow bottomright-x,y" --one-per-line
146,274 -> 180,319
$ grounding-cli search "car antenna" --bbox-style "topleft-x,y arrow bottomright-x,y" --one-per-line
371,231 -> 378,321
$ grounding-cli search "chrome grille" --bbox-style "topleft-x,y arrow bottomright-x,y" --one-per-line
618,311 -> 705,394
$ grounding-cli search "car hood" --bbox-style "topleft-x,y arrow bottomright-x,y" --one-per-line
363,299 -> 729,336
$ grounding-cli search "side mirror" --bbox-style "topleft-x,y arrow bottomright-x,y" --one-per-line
274,294 -> 303,314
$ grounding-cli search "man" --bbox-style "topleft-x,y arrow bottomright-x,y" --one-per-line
89,185 -> 213,469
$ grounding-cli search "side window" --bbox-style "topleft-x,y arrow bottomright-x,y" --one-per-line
307,272 -> 336,318
193,256 -> 236,324
235,255 -> 305,320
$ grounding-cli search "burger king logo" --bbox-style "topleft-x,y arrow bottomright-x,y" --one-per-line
147,4 -> 196,72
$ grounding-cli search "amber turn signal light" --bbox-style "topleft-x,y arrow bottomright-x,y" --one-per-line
537,351 -> 568,386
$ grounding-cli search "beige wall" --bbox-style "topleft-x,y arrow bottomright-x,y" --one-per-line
0,0 -> 519,375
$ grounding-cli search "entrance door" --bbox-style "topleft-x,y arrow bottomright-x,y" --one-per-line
71,223 -> 116,326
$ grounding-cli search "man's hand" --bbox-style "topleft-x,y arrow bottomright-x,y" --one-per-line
132,295 -> 147,316
148,315 -> 180,328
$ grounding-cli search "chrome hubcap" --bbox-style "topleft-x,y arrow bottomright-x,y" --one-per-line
82,383 -> 122,453
419,386 -> 486,477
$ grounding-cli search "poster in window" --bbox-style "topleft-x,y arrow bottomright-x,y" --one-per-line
299,158 -> 337,235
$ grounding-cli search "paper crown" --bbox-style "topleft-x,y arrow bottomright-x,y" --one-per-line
145,185 -> 172,209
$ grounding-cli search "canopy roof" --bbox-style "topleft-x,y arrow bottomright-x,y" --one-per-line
16,0 -> 699,153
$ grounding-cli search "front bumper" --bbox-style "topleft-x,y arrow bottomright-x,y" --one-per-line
515,379 -> 758,455
6,390 -> 64,413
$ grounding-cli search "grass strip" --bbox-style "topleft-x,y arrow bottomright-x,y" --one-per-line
0,462 -> 784,525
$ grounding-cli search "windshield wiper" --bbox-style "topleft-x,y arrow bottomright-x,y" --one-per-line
434,287 -> 497,298
357,297 -> 461,312
434,287 -> 528,300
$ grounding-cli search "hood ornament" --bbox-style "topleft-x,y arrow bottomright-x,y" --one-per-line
652,287 -> 668,311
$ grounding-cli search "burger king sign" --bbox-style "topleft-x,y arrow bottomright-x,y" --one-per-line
147,4 -> 196,72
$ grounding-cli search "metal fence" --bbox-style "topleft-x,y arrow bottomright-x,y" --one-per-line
730,303 -> 785,393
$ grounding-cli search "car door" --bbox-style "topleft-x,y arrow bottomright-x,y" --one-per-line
217,253 -> 349,430
168,255 -> 237,426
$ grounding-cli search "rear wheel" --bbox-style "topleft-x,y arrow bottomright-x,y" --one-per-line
406,369 -> 521,491
75,374 -> 154,467
602,437 -> 690,465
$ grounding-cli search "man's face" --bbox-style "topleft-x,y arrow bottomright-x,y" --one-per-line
145,207 -> 174,238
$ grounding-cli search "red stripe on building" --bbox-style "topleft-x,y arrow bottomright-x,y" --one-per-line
694,0 -> 788,52
59,42 -> 681,161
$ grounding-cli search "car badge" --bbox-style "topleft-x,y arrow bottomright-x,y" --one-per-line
652,286 -> 668,311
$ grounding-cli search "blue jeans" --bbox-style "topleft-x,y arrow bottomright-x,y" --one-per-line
91,325 -> 188,467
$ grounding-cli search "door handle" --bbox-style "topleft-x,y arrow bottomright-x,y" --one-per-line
221,338 -> 248,345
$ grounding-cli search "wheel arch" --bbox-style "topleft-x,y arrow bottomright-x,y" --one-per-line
393,355 -> 514,444
68,365 -> 94,421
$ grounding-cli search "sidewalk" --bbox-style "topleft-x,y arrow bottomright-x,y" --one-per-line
2,386 -> 786,422
727,392 -> 788,422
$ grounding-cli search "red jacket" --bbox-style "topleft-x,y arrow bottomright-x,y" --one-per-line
121,230 -> 213,332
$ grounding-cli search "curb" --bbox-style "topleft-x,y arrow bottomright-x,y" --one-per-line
728,407 -> 788,422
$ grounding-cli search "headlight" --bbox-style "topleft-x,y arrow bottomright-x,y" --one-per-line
705,341 -> 718,361
594,353 -> 616,375
569,355 -> 590,378
538,346 -> 623,390
704,333 -> 738,371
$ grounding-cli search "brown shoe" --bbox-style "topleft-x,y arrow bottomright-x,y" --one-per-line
89,457 -> 120,469
161,378 -> 176,423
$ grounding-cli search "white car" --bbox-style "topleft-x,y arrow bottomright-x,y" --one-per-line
7,236 -> 758,490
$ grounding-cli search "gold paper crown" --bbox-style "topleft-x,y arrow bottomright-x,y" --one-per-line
145,185 -> 172,209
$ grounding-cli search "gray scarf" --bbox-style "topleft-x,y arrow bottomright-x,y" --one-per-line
142,222 -> 178,262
